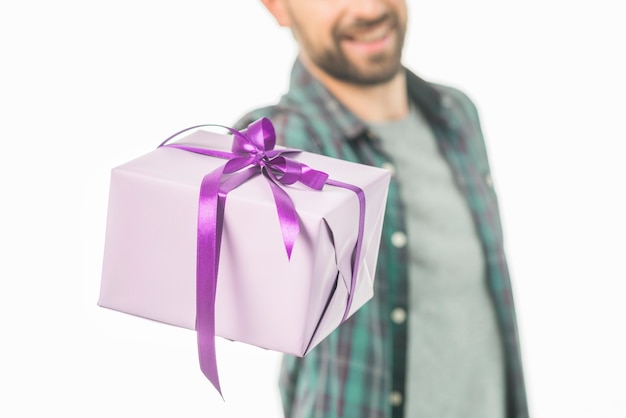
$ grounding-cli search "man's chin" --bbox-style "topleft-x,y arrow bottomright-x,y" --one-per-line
339,50 -> 402,83
339,62 -> 402,86
309,48 -> 402,86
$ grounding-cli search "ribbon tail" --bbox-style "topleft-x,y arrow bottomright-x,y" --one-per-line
325,179 -> 366,323
196,166 -> 226,398
266,179 -> 300,259
196,166 -> 259,399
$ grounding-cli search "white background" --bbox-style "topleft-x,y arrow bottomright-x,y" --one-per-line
1,1 -> 624,417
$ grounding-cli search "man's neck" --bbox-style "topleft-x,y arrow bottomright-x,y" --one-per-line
301,57 -> 409,124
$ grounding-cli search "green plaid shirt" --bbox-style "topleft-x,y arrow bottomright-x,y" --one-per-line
235,59 -> 528,418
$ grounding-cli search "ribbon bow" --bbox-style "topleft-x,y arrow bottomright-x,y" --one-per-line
162,117 -> 329,259
159,118 -> 365,397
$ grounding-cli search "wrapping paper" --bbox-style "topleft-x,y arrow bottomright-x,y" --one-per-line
99,119 -> 390,394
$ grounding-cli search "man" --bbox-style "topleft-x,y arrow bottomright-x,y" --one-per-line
235,1 -> 528,417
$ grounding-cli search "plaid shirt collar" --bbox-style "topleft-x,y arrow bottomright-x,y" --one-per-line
281,58 -> 450,140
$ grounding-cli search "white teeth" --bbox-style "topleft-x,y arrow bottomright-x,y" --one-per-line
351,24 -> 391,43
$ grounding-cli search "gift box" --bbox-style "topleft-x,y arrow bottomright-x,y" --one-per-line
98,118 -> 390,393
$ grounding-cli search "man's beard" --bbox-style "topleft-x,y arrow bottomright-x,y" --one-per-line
303,13 -> 406,86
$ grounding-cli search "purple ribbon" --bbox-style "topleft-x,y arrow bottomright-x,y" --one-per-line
159,118 -> 366,397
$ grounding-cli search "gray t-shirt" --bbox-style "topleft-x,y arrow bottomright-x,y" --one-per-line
368,105 -> 505,418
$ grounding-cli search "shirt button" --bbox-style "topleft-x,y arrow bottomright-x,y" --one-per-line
389,391 -> 403,407
485,173 -> 493,188
441,94 -> 454,109
390,307 -> 406,324
390,231 -> 407,248
381,162 -> 396,176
